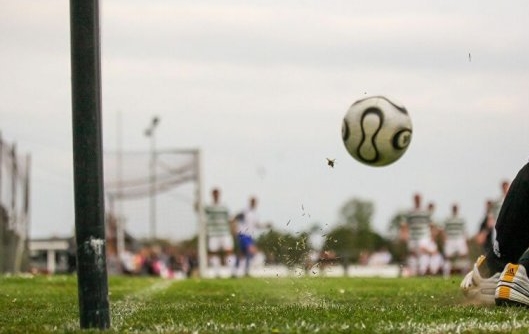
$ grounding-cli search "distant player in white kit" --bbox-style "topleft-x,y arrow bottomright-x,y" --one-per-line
204,188 -> 235,277
232,196 -> 271,277
442,203 -> 469,276
400,193 -> 438,276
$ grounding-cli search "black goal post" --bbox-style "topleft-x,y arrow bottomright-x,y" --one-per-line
70,0 -> 110,329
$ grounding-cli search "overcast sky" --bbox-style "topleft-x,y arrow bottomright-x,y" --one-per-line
1,0 -> 528,243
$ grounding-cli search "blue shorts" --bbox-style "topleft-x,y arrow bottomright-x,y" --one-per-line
238,233 -> 254,254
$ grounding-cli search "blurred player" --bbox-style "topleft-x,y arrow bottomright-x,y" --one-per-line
232,196 -> 271,277
490,180 -> 510,254
426,201 -> 444,275
442,203 -> 469,277
400,193 -> 438,276
475,199 -> 494,255
204,188 -> 235,277
461,162 -> 529,306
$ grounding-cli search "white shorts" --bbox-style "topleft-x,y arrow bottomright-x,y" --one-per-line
444,238 -> 468,258
208,234 -> 234,253
408,238 -> 437,254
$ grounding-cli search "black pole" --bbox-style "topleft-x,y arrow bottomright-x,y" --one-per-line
69,0 -> 110,329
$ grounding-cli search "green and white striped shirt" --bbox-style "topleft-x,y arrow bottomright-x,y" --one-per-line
204,204 -> 231,237
444,216 -> 466,240
405,210 -> 431,241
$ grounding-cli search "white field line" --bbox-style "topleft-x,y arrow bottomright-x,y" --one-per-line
112,316 -> 529,333
54,279 -> 174,332
111,279 -> 174,330
103,317 -> 529,334
376,318 -> 529,334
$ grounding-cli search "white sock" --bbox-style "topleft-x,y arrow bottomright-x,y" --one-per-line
210,256 -> 221,270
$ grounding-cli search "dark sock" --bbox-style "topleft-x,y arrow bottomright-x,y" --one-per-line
484,253 -> 507,276
518,247 -> 529,270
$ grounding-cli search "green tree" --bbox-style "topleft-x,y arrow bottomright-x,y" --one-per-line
339,198 -> 374,232
256,230 -> 311,268
322,225 -> 387,264
387,210 -> 408,263
322,225 -> 355,264
322,197 -> 390,265
387,211 -> 406,239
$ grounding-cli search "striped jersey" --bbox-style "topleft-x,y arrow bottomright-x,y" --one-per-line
444,216 -> 466,240
491,198 -> 504,220
404,210 -> 431,241
204,204 -> 231,237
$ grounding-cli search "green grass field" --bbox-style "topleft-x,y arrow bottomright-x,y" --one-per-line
1,274 -> 529,333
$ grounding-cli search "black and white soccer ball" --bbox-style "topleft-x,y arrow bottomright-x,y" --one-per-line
342,96 -> 412,167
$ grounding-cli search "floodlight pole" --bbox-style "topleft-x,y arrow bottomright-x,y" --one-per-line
196,150 -> 208,278
145,116 -> 159,240
70,0 -> 110,330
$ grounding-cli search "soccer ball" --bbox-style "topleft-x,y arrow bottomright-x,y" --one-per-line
342,96 -> 412,167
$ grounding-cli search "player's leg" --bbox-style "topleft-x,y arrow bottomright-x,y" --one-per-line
232,233 -> 243,277
208,236 -> 222,277
443,256 -> 453,278
493,162 -> 529,305
488,161 -> 529,271
233,234 -> 253,277
495,248 -> 529,306
417,239 -> 432,276
493,162 -> 529,306
425,239 -> 442,275
443,240 -> 456,277
406,241 -> 419,276
417,252 -> 429,276
462,161 -> 529,305
406,253 -> 418,277
429,252 -> 443,276
457,239 -> 470,274
221,234 -> 236,272
242,236 -> 256,276
460,254 -> 501,305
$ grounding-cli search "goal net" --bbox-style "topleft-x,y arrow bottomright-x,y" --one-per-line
0,135 -> 31,273
103,148 -> 207,275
